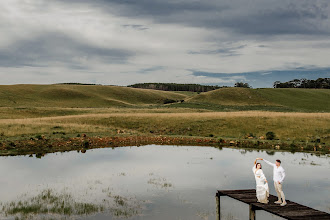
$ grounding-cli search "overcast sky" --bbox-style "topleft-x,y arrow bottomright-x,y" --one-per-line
1,0 -> 330,87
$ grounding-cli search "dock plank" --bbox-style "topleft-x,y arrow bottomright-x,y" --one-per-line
217,189 -> 330,220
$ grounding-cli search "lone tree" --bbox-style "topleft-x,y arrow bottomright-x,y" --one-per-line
234,82 -> 251,88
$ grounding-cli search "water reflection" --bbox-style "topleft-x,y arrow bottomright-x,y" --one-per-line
0,145 -> 329,219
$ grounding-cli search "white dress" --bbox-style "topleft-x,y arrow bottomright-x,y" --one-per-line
252,166 -> 269,203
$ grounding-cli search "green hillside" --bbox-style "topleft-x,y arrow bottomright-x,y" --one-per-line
0,84 -> 187,108
0,85 -> 329,112
187,87 -> 277,105
187,87 -> 330,112
255,88 -> 330,112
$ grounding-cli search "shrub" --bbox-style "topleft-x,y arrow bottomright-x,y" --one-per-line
163,99 -> 177,104
289,143 -> 297,153
83,140 -> 90,148
266,131 -> 276,140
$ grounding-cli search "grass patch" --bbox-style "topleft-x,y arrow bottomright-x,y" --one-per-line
1,188 -> 145,219
1,189 -> 100,218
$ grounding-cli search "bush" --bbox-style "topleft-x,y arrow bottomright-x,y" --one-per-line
266,131 -> 276,140
83,140 -> 90,148
163,99 -> 177,104
289,143 -> 297,153
234,82 -> 251,88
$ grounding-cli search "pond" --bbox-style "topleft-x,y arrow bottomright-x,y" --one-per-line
0,145 -> 329,219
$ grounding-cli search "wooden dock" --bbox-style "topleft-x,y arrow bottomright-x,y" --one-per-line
216,189 -> 330,220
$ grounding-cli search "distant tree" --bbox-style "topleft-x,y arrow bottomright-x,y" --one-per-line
273,81 -> 281,88
273,78 -> 330,89
128,83 -> 222,92
234,82 -> 251,88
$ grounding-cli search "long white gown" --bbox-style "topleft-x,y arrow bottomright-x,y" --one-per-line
252,166 -> 269,204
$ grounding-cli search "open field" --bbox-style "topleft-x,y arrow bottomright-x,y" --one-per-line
0,84 -> 329,155
1,110 -> 329,145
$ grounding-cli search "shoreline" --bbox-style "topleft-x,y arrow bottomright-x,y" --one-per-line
0,135 -> 328,157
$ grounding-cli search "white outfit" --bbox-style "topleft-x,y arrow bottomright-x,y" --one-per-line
252,166 -> 269,203
263,159 -> 286,183
263,159 -> 286,202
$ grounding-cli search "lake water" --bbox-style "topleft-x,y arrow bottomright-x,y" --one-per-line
0,145 -> 329,219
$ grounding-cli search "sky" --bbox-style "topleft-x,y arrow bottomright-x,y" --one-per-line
1,0 -> 330,88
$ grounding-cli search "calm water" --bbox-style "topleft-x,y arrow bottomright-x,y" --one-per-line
0,145 -> 329,220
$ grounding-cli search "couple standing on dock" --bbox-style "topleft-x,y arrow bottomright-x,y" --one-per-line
252,158 -> 286,206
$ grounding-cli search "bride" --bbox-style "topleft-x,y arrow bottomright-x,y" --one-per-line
252,158 -> 269,204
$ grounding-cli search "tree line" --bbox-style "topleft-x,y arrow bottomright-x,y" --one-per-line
273,78 -> 330,89
128,83 -> 221,92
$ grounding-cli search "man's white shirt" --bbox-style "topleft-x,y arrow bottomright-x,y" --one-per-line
264,159 -> 286,183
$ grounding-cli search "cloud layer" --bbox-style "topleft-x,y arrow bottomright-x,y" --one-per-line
1,0 -> 330,87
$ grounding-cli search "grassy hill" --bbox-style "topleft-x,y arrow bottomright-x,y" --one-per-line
186,87 -> 330,112
0,84 -> 187,108
0,84 -> 329,112
255,88 -> 330,112
187,87 -> 275,106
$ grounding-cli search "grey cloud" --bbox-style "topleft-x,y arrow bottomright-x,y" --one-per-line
218,2 -> 330,36
1,0 -> 330,87
59,0 -> 330,37
75,0 -> 221,16
122,24 -> 149,30
189,44 -> 246,56
0,32 -> 134,68
138,66 -> 164,74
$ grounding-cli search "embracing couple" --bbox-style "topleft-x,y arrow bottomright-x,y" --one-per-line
252,158 -> 286,206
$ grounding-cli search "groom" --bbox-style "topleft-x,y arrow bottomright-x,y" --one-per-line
257,158 -> 286,206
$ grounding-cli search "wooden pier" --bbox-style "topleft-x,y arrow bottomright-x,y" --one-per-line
216,189 -> 330,220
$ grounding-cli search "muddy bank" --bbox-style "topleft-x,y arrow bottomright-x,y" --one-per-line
0,135 -> 328,157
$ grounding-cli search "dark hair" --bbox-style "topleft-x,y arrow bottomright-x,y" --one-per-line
276,159 -> 281,164
256,163 -> 262,169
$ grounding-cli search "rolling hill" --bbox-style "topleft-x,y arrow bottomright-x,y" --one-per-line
187,87 -> 330,112
0,84 -> 187,108
0,85 -> 329,112
186,87 -> 275,106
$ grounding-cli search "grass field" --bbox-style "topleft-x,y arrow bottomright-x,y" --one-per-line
0,84 -> 329,150
1,110 -> 329,145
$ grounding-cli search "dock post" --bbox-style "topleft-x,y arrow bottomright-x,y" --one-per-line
249,204 -> 256,220
215,192 -> 220,220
